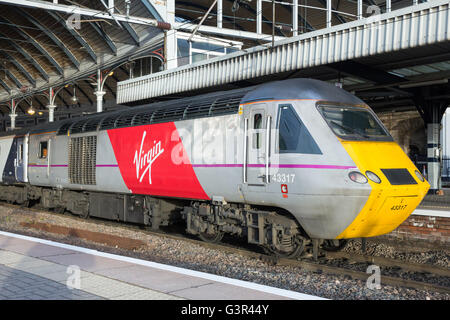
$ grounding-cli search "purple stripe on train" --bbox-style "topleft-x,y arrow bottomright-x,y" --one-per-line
192,164 -> 356,169
28,164 -> 118,168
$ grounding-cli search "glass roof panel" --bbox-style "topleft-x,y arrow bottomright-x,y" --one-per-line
390,68 -> 421,76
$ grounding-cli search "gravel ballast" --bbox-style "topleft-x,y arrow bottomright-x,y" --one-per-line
0,204 -> 448,300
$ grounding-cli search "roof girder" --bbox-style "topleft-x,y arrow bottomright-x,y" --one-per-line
0,15 -> 64,75
15,7 -> 81,70
0,51 -> 36,87
47,11 -> 97,63
0,31 -> 49,81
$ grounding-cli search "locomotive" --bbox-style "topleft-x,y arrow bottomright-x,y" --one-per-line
0,79 -> 429,257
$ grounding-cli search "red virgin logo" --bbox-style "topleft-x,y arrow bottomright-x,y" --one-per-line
133,131 -> 164,184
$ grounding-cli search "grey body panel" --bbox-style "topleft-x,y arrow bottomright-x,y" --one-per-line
176,114 -> 246,203
28,130 -> 129,194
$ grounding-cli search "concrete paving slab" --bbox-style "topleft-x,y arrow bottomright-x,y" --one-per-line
3,257 -> 56,271
40,252 -> 135,272
112,288 -> 184,300
0,234 -> 41,249
171,282 -> 292,300
0,241 -> 78,258
0,250 -> 38,265
96,264 -> 214,293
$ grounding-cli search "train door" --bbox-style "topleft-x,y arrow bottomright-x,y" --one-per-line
28,133 -> 53,187
2,137 -> 17,184
15,137 -> 24,182
244,103 -> 273,186
15,135 -> 28,183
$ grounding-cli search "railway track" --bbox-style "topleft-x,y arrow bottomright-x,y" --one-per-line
1,202 -> 449,295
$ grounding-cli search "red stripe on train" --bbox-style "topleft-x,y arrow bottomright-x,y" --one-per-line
107,123 -> 210,200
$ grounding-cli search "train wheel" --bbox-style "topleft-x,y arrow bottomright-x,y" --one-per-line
198,231 -> 224,243
322,239 -> 348,252
265,236 -> 305,259
20,200 -> 31,208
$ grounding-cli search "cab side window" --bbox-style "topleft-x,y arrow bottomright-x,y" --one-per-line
278,105 -> 321,154
39,141 -> 48,159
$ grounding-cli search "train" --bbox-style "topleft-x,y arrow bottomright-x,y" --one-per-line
0,78 -> 430,258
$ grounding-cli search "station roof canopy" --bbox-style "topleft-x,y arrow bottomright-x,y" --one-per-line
0,0 -> 166,116
1,0 -> 450,122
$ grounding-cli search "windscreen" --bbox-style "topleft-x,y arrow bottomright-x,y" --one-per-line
319,105 -> 392,141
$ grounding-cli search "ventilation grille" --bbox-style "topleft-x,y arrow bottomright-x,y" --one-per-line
99,114 -> 119,131
70,120 -> 87,134
56,88 -> 251,135
57,121 -> 72,135
210,97 -> 242,116
132,111 -> 154,126
69,136 -> 97,185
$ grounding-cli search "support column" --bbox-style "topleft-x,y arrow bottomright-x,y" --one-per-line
326,0 -> 332,28
357,0 -> 363,19
427,122 -> 441,192
293,0 -> 298,36
441,108 -> 450,182
95,91 -> 106,113
426,103 -> 442,193
257,0 -> 262,34
217,0 -> 222,28
414,90 -> 448,194
423,102 -> 446,194
386,0 -> 391,13
47,104 -> 56,122
9,113 -> 17,130
165,0 -> 177,70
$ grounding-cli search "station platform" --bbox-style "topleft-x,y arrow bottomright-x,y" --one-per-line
0,231 -> 321,300
418,189 -> 450,216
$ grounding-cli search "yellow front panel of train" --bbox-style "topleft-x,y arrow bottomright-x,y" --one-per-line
338,141 -> 429,239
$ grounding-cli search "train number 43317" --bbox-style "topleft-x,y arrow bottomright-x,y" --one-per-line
272,173 -> 295,183
390,204 -> 407,211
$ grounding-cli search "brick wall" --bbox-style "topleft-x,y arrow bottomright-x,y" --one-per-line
386,215 -> 450,243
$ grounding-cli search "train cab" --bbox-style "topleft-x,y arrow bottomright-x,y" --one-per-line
239,79 -> 429,241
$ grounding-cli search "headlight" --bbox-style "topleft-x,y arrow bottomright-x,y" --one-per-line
366,171 -> 381,184
415,170 -> 425,182
349,171 -> 368,184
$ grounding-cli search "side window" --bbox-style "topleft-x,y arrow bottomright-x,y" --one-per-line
278,105 -> 321,154
253,113 -> 263,149
39,141 -> 48,159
